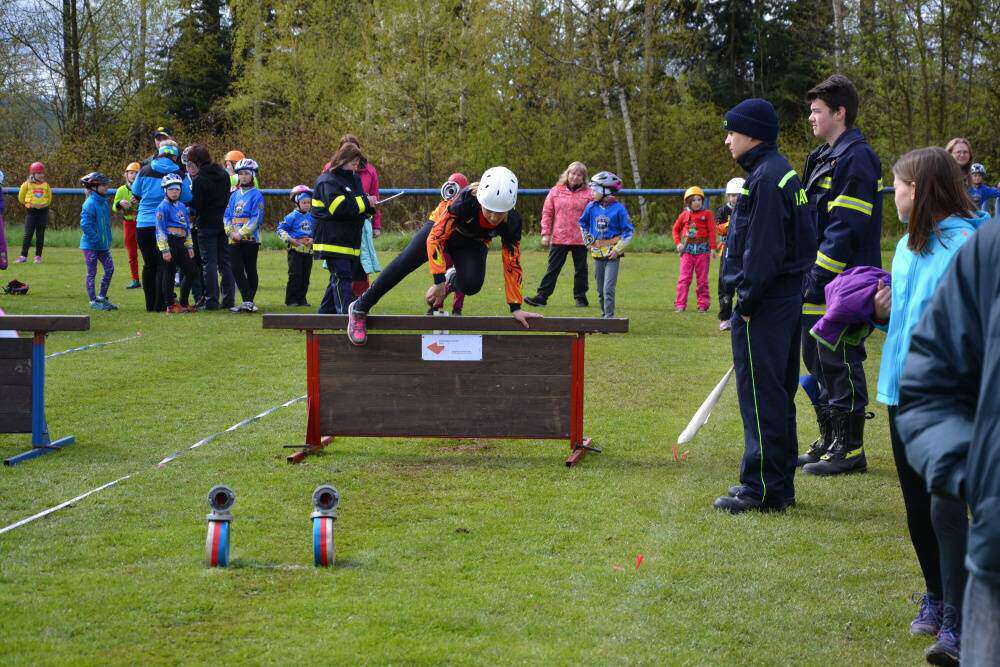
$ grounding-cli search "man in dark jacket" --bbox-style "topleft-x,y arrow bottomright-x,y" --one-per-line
798,75 -> 884,476
898,223 -> 1000,664
714,98 -> 817,514
186,145 -> 235,310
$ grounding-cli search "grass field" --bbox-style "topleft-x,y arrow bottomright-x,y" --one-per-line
0,244 -> 931,665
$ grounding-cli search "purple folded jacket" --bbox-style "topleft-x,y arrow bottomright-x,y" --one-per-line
810,265 -> 891,349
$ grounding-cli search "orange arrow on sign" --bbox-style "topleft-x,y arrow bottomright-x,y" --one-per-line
426,341 -> 445,355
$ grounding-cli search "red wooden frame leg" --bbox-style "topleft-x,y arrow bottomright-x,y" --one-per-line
289,330 -> 332,464
566,333 -> 597,467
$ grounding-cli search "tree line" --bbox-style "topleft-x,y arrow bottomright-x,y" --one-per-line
2,0 -> 998,231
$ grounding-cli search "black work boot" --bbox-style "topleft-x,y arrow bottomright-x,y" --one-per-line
797,405 -> 832,467
523,294 -> 547,307
802,411 -> 868,476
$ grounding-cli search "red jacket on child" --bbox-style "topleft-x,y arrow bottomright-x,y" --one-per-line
672,208 -> 717,253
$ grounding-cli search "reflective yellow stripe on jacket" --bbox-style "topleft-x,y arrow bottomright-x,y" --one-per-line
313,243 -> 360,256
828,194 -> 873,216
815,251 -> 846,274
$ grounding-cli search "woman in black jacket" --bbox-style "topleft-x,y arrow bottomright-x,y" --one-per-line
311,143 -> 376,314
186,145 -> 236,310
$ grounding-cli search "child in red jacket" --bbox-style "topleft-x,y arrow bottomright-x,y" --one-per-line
672,186 -> 716,312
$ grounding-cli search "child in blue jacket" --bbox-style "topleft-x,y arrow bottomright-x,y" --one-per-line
79,172 -> 117,310
578,171 -> 633,318
969,163 -> 1000,215
277,185 -> 315,306
156,174 -> 198,313
224,158 -> 264,312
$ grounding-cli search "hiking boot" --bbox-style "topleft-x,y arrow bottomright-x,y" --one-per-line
524,294 -> 547,307
798,405 -> 833,466
925,605 -> 960,666
126,280 -> 141,289
347,301 -> 367,346
802,411 -> 868,475
910,593 -> 943,636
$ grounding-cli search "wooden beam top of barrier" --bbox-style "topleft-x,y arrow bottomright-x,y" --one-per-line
0,316 -> 91,332
263,313 -> 628,334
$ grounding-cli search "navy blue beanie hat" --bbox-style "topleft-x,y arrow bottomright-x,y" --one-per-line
724,98 -> 779,143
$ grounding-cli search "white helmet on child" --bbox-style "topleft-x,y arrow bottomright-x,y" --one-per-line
234,158 -> 259,173
725,177 -> 746,195
160,173 -> 184,190
476,166 -> 518,213
970,163 -> 986,176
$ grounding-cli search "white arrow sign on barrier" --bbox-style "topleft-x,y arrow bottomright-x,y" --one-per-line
421,334 -> 483,361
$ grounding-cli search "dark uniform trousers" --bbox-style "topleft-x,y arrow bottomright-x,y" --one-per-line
801,314 -> 869,414
732,281 -> 802,506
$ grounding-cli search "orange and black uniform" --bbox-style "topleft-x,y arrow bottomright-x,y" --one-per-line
354,188 -> 524,313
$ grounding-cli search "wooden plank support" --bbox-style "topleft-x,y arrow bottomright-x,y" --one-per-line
263,313 -> 628,334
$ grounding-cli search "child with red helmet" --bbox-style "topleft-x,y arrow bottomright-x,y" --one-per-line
16,162 -> 52,264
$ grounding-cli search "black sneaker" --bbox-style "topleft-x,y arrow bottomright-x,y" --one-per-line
523,295 -> 547,307
713,491 -> 787,514
451,308 -> 462,316
575,297 -> 589,307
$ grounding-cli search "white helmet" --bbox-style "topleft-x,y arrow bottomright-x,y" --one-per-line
476,166 -> 518,213
234,158 -> 259,173
725,177 -> 746,196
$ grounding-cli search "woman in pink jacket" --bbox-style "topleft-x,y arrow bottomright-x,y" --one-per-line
524,161 -> 592,307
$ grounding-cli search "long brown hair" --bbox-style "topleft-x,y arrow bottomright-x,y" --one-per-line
339,134 -> 367,168
893,147 -> 976,254
327,143 -> 366,172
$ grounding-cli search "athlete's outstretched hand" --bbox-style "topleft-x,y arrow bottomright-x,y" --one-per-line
426,282 -> 447,308
513,309 -> 543,329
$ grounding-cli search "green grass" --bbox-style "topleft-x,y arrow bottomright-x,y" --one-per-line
1,247 -> 927,665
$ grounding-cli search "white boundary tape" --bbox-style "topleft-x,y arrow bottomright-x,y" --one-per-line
46,333 -> 142,359
0,394 -> 307,535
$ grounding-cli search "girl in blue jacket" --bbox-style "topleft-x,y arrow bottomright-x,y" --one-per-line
578,171 -> 633,318
79,172 -> 117,310
875,147 -> 989,663
224,158 -> 264,312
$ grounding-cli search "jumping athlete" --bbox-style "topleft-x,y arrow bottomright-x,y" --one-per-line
346,166 -> 541,345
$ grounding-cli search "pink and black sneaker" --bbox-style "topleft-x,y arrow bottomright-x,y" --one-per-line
347,301 -> 367,346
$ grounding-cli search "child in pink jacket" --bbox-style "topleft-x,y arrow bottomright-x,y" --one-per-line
525,161 -> 593,307
672,186 -> 717,312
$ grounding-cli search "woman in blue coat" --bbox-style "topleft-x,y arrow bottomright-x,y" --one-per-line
874,147 -> 988,664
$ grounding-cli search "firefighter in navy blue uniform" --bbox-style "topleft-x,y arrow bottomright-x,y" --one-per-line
797,78 -> 884,476
714,98 -> 817,514
311,144 -> 373,314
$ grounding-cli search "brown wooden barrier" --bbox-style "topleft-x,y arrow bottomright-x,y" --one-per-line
0,315 -> 90,465
262,314 -> 628,466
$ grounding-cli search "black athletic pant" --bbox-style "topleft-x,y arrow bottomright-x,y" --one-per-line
318,256 -> 357,314
888,405 -> 968,613
731,281 -> 802,506
197,229 -> 235,309
160,236 -> 199,307
137,227 -> 166,312
534,244 -> 588,301
354,221 -> 487,314
286,249 -> 313,305
228,242 -> 259,303
189,227 -> 205,302
801,313 -> 869,414
21,208 -> 48,258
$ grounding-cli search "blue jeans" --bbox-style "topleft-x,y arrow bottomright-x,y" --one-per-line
963,574 -> 1000,666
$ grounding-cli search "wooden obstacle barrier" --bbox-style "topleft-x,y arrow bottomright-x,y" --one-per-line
262,314 -> 628,467
0,315 -> 90,466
